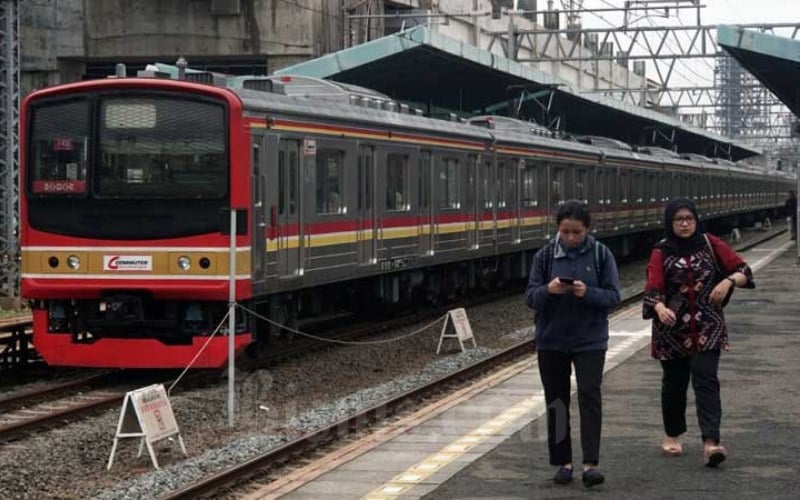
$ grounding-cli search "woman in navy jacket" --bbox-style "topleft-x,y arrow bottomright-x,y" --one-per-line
525,200 -> 621,487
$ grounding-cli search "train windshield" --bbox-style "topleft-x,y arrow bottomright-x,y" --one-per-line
26,93 -> 230,239
28,99 -> 90,195
28,94 -> 228,199
96,96 -> 227,199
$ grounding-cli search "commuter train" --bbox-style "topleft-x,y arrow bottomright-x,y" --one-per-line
20,71 -> 792,368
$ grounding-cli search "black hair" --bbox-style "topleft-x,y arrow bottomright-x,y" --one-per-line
556,199 -> 591,228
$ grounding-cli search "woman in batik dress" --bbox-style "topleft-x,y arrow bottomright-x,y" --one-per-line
643,198 -> 753,467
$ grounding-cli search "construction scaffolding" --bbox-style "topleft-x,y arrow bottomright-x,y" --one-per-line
0,0 -> 19,300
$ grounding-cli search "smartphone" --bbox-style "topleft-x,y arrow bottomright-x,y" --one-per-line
558,277 -> 575,285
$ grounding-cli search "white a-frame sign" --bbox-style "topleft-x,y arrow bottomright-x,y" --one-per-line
437,307 -> 478,354
107,384 -> 187,470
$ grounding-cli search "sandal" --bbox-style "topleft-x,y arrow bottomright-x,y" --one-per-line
703,445 -> 726,467
662,438 -> 682,456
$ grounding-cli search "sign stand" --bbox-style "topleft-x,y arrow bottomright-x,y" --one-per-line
107,384 -> 187,470
437,308 -> 477,354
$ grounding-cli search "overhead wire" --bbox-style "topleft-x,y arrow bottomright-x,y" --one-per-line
589,0 -> 712,87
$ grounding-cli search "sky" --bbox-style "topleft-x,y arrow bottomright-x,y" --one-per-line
701,0 -> 800,25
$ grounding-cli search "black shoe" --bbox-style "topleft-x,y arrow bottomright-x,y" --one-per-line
553,466 -> 573,484
582,468 -> 605,487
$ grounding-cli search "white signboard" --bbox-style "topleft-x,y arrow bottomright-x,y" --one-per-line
303,138 -> 317,157
107,384 -> 187,470
437,308 -> 478,354
103,255 -> 153,271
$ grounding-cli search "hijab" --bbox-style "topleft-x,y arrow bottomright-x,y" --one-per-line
659,197 -> 705,256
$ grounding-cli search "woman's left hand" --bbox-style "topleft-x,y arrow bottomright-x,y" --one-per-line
572,280 -> 587,298
710,279 -> 733,305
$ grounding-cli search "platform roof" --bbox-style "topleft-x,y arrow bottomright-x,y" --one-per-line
276,25 -> 760,160
718,25 -> 800,117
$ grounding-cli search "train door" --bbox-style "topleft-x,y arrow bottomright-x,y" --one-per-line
277,138 -> 302,278
418,150 -> 434,256
357,144 -> 377,265
251,133 -> 267,290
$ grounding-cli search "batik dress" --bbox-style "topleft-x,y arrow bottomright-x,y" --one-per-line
643,233 -> 754,360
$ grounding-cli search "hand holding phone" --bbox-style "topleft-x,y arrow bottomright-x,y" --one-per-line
558,277 -> 575,285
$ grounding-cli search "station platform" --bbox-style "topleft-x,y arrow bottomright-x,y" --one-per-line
251,238 -> 798,500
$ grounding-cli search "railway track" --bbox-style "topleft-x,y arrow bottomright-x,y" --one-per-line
0,315 -> 32,330
0,370 -> 210,442
0,371 -> 126,441
160,228 -> 786,499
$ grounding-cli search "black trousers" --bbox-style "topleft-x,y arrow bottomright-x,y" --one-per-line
537,350 -> 606,466
660,349 -> 721,444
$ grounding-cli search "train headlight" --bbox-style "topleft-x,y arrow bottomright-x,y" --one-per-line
177,256 -> 192,271
67,255 -> 81,270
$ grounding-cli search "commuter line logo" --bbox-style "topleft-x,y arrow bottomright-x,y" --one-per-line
103,255 -> 153,271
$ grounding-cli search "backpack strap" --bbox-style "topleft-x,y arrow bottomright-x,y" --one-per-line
593,240 -> 607,281
542,239 -> 555,281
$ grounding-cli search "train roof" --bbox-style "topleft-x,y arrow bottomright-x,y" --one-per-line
26,74 -> 786,179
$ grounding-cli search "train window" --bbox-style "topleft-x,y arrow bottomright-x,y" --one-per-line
278,148 -> 285,214
482,160 -> 492,208
96,96 -> 227,199
508,159 -> 520,208
358,146 -> 374,211
465,155 -> 476,208
418,151 -> 432,210
632,170 -> 644,203
316,149 -> 344,214
619,169 -> 630,203
279,140 -> 300,215
289,146 -> 299,215
551,166 -> 564,205
386,153 -> 409,211
28,99 -> 89,195
522,161 -> 537,207
576,167 -> 588,202
648,172 -> 658,202
439,157 -> 460,209
497,161 -> 507,208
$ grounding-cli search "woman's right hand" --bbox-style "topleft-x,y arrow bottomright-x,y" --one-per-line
654,302 -> 677,326
547,277 -> 571,295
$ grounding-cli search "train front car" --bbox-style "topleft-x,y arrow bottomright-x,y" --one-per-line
20,79 -> 253,368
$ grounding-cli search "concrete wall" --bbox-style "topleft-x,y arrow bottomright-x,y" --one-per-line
20,0 -> 363,95
20,0 -> 84,94
84,0 -> 318,64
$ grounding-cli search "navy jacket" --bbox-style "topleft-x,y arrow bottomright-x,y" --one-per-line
524,235 -> 621,352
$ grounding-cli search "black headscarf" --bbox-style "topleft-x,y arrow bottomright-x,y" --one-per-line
659,197 -> 704,256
